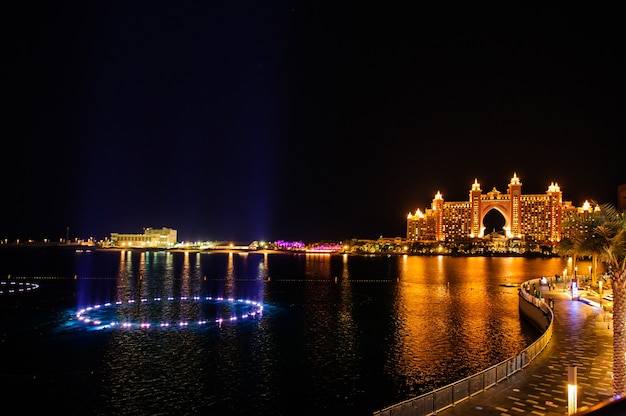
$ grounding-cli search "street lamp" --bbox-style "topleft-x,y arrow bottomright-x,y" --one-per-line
568,366 -> 578,415
567,256 -> 572,277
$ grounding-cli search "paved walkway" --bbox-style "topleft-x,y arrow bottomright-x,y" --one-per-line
439,279 -> 615,416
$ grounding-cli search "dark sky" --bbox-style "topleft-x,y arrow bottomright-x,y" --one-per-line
5,2 -> 625,243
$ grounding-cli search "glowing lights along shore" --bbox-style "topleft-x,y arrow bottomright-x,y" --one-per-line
0,280 -> 40,294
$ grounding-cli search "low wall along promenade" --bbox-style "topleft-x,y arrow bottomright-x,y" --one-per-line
373,281 -> 553,416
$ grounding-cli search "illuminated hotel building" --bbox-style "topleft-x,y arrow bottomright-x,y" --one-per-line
406,173 -> 590,244
110,227 -> 178,248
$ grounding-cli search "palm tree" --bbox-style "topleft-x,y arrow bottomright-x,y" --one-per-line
556,202 -> 626,395
592,203 -> 626,395
578,227 -> 605,286
559,203 -> 606,285
575,208 -> 606,286
554,236 -> 576,280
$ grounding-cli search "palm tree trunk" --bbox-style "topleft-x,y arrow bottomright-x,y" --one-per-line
612,270 -> 626,395
592,253 -> 598,286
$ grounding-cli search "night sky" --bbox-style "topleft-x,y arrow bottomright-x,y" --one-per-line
5,2 -> 625,243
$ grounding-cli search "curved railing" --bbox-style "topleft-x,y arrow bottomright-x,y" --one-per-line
373,279 -> 553,416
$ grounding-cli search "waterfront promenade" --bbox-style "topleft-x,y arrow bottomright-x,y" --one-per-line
438,281 -> 617,416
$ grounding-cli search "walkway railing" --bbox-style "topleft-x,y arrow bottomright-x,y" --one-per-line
373,280 -> 553,416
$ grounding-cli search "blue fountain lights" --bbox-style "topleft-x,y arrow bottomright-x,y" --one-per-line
76,296 -> 264,330
0,280 -> 40,295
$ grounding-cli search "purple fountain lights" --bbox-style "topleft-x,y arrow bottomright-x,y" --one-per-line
76,296 -> 264,330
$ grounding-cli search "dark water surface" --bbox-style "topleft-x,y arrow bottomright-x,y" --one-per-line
0,247 -> 567,415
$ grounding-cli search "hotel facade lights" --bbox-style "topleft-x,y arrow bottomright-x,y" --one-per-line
407,173 -> 588,244
110,227 -> 178,248
560,200 -> 601,240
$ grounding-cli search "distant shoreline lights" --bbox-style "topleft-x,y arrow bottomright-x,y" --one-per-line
0,280 -> 40,295
76,296 -> 264,330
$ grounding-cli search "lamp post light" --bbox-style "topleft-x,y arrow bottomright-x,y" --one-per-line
568,256 -> 572,275
568,366 -> 578,415
571,278 -> 579,300
572,266 -> 579,300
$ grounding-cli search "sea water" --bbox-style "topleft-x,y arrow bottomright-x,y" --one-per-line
0,247 -> 568,415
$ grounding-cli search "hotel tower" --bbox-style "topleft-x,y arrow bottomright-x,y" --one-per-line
406,173 -> 592,244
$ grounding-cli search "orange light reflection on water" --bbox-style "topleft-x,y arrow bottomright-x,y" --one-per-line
387,256 -> 564,393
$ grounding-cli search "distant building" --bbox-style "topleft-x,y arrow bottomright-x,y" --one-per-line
110,227 -> 178,248
406,173 -> 593,244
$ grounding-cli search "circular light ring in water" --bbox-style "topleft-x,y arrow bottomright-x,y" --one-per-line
0,281 -> 40,295
76,296 -> 263,330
